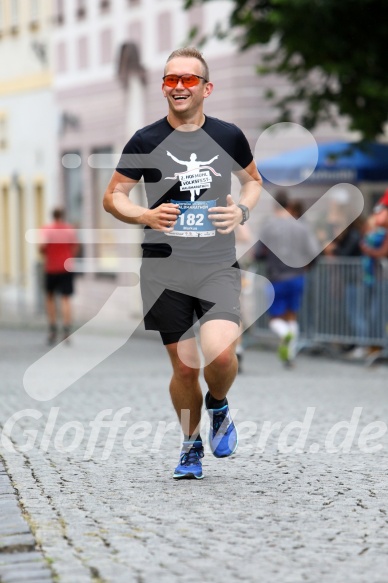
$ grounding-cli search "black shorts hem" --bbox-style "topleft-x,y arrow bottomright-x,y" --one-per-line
157,311 -> 240,345
200,312 -> 240,327
159,330 -> 196,345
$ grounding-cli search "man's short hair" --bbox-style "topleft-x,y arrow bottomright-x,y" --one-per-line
52,208 -> 64,221
165,47 -> 210,81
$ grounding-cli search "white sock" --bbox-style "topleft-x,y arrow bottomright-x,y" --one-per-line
288,321 -> 299,360
288,320 -> 299,337
236,343 -> 243,355
269,318 -> 290,339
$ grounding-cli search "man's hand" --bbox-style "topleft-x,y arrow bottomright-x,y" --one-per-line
141,203 -> 180,232
208,195 -> 243,234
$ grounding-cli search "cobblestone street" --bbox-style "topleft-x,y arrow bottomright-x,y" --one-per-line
1,327 -> 388,582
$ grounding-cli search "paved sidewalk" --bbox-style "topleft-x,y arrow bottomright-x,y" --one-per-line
0,458 -> 53,582
1,327 -> 388,582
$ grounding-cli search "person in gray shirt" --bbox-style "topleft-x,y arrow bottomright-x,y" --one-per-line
255,191 -> 319,366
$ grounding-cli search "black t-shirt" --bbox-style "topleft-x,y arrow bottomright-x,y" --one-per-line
116,115 -> 253,263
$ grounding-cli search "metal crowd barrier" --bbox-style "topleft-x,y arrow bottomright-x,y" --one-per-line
246,257 -> 388,363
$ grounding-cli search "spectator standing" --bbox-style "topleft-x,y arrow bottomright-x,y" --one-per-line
374,189 -> 388,229
322,217 -> 363,259
255,192 -> 319,367
323,217 -> 366,358
362,216 -> 388,282
39,208 -> 79,345
358,214 -> 388,355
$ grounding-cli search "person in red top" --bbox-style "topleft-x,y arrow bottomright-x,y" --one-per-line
39,208 -> 79,344
374,189 -> 388,228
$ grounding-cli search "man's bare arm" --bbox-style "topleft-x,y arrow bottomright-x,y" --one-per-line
103,171 -> 180,231
234,160 -> 263,213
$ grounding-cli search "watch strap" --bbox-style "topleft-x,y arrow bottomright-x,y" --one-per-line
237,204 -> 249,225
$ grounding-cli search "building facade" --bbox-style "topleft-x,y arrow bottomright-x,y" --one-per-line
2,0 -> 378,323
0,0 -> 56,317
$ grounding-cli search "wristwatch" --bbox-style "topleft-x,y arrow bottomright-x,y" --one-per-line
237,204 -> 250,225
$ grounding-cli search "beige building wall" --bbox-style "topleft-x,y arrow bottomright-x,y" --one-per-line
0,0 -> 56,316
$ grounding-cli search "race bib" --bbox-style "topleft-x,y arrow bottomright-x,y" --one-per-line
167,200 -> 216,238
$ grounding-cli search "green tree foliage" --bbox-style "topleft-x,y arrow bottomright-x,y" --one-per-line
185,0 -> 388,139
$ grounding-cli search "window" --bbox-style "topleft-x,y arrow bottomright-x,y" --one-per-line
92,147 -> 119,275
29,0 -> 40,30
76,0 -> 86,20
33,181 -> 45,260
157,12 -> 172,53
56,41 -> 67,73
100,0 -> 110,12
63,152 -> 83,227
17,182 -> 27,281
0,184 -> 11,282
10,0 -> 20,34
56,0 -> 64,24
0,0 -> 4,37
34,181 -> 45,229
100,28 -> 112,64
128,21 -> 142,55
77,36 -> 89,69
187,5 -> 203,44
0,112 -> 7,151
30,0 -> 39,21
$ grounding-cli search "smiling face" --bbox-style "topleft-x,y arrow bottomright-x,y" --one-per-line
162,56 -> 213,123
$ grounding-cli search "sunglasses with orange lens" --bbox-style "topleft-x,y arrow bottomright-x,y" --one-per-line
162,74 -> 208,88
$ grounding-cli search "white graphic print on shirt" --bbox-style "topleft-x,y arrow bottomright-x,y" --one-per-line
165,151 -> 221,201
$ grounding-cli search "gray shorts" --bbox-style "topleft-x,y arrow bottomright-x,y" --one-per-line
140,252 -> 241,345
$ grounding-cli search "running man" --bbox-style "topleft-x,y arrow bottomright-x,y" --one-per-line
103,47 -> 262,479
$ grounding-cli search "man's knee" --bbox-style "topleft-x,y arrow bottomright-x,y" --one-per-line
173,359 -> 200,383
206,346 -> 236,370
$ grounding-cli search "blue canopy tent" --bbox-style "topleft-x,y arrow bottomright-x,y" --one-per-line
257,142 -> 388,184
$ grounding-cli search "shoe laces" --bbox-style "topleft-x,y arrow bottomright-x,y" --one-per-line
212,409 -> 229,433
180,445 -> 204,466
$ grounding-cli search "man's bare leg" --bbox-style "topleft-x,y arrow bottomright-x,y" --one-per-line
165,337 -> 202,438
46,293 -> 56,326
61,296 -> 72,327
199,319 -> 240,457
200,319 -> 239,401
61,295 -> 72,341
167,337 -> 205,480
46,293 -> 57,344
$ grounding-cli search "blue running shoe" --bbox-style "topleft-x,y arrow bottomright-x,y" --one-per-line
173,441 -> 204,480
207,404 -> 238,458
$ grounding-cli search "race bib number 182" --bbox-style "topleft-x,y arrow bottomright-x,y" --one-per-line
168,200 -> 216,238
